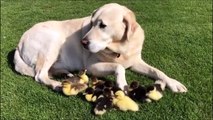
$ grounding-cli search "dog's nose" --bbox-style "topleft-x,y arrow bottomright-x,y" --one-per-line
81,39 -> 89,49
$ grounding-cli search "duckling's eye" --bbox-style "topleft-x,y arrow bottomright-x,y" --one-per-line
99,21 -> 107,29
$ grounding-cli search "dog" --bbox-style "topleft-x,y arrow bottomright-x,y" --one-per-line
13,3 -> 187,93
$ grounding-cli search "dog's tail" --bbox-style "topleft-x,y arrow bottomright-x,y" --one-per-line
13,49 -> 35,77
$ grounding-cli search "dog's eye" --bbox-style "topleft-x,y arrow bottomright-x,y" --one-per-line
99,22 -> 106,29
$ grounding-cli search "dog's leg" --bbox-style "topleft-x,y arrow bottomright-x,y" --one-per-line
35,53 -> 62,91
130,59 -> 187,92
14,49 -> 35,76
88,63 -> 128,90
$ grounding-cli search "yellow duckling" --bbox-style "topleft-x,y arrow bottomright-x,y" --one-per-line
146,84 -> 163,101
79,69 -> 89,84
113,90 -> 139,112
62,80 -> 88,96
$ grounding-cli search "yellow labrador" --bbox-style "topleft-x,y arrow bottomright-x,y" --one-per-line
14,3 -> 187,92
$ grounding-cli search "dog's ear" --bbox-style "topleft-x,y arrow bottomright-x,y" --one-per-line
82,7 -> 104,38
91,9 -> 98,20
82,16 -> 92,37
91,8 -> 103,23
123,11 -> 137,40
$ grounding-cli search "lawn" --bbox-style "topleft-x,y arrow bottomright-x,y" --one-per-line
1,0 -> 212,120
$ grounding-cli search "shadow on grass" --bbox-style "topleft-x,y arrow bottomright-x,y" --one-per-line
7,49 -> 18,74
76,93 -> 98,115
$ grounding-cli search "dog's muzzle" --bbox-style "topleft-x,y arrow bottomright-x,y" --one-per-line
81,38 -> 90,49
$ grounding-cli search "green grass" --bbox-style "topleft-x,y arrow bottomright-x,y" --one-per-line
1,0 -> 212,120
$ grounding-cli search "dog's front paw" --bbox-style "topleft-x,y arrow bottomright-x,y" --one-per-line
167,79 -> 187,93
117,82 -> 128,94
120,85 -> 129,94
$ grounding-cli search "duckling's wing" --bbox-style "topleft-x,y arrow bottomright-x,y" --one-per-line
72,83 -> 88,91
95,97 -> 113,110
135,87 -> 147,100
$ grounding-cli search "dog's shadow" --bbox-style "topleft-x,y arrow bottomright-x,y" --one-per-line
7,49 -> 18,74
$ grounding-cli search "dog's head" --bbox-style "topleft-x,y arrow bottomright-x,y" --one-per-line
81,3 -> 137,53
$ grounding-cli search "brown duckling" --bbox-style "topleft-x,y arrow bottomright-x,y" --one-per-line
94,88 -> 113,116
128,81 -> 147,102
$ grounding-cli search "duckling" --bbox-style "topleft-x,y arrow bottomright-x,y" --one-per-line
128,81 -> 147,102
90,77 -> 114,90
83,87 -> 102,102
83,87 -> 95,102
146,83 -> 163,101
113,90 -> 139,112
91,90 -> 104,102
102,87 -> 114,98
79,69 -> 89,84
111,86 -> 122,94
62,80 -> 88,96
64,75 -> 81,84
91,76 -> 105,85
129,81 -> 142,91
94,88 -> 113,116
90,76 -> 105,89
104,81 -> 114,89
84,86 -> 104,102
94,84 -> 105,92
